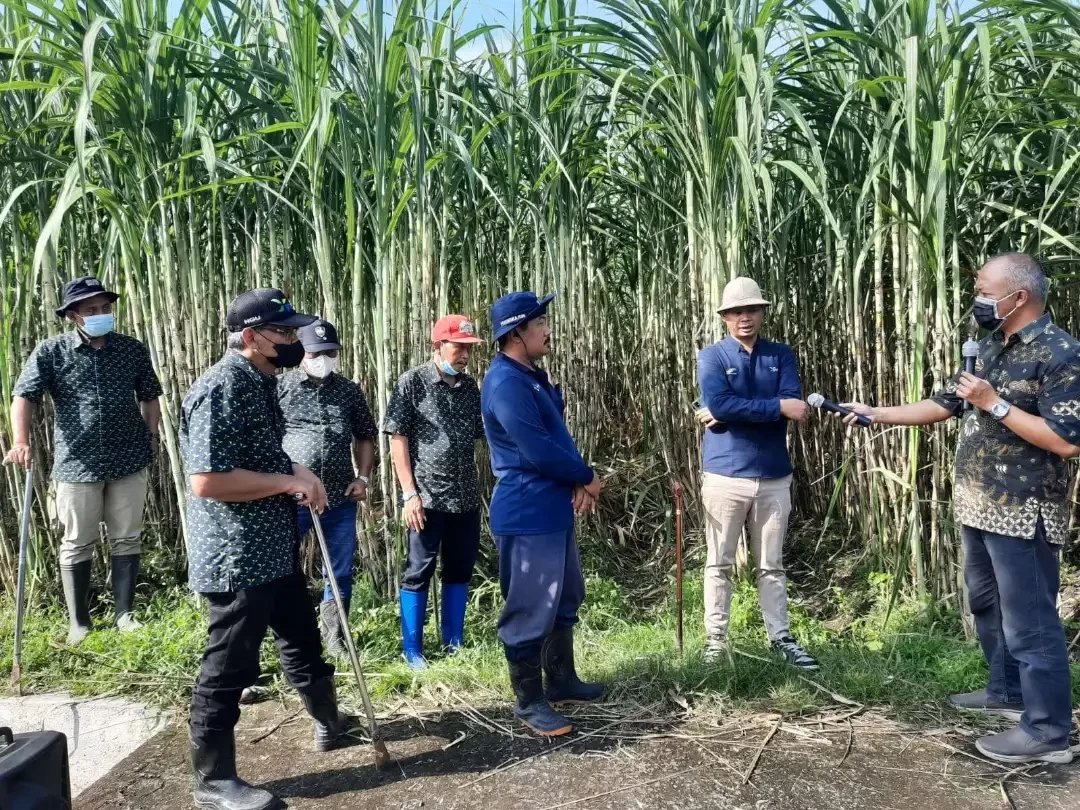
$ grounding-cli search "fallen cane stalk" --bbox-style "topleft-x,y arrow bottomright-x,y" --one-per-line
742,715 -> 782,785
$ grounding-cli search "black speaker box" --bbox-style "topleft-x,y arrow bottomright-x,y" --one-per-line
0,727 -> 71,810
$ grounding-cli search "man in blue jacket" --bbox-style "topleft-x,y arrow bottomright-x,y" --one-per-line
482,291 -> 605,737
696,277 -> 818,670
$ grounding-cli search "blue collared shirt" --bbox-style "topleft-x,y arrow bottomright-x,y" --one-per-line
698,336 -> 801,479
481,353 -> 594,535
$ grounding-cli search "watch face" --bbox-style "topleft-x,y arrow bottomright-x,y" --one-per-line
993,402 -> 1010,419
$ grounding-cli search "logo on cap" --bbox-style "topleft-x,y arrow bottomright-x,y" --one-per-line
315,325 -> 326,338
500,313 -> 526,327
244,315 -> 261,325
270,297 -> 294,314
459,321 -> 475,335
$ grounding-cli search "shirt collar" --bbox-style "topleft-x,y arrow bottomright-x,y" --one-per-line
996,313 -> 1052,346
424,360 -> 464,388
67,329 -> 113,351
225,349 -> 276,386
495,352 -> 548,382
722,335 -> 762,355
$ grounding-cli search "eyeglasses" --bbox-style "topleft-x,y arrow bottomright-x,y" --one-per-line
259,325 -> 298,341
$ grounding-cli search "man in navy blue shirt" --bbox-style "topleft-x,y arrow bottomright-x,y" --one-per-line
482,291 -> 604,737
696,277 -> 818,670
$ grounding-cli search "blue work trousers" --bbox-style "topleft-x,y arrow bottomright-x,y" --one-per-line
963,521 -> 1073,747
496,528 -> 584,661
297,501 -> 359,605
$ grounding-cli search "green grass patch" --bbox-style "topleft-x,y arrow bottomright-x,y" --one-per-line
3,569 -> 1078,721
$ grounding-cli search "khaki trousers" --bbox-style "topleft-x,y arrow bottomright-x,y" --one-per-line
55,468 -> 149,566
702,472 -> 792,642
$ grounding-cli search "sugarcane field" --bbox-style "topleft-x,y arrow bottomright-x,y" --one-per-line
4,0 -> 1080,808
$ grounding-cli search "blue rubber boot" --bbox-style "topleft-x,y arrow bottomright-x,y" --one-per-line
542,626 -> 605,704
508,655 -> 573,737
441,583 -> 469,652
399,588 -> 428,670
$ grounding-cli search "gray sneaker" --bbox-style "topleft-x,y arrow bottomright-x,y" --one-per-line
948,688 -> 1024,722
771,636 -> 820,670
975,726 -> 1074,764
703,637 -> 726,664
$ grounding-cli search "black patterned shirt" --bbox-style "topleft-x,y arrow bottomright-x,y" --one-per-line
12,331 -> 162,483
382,363 -> 484,514
279,371 -> 377,509
932,314 -> 1080,544
181,351 -> 298,593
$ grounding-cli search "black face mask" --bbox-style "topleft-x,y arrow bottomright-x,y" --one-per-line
259,333 -> 305,368
972,291 -> 1020,332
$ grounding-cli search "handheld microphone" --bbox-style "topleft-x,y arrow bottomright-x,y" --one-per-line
808,393 -> 872,427
962,320 -> 979,412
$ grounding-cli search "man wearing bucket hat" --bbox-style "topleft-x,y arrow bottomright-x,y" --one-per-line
384,314 -> 485,668
695,277 -> 818,670
279,318 -> 377,658
481,292 -> 605,737
181,289 -> 356,810
6,276 -> 162,645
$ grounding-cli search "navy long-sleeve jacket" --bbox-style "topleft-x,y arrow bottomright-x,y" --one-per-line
698,336 -> 801,479
481,353 -> 594,535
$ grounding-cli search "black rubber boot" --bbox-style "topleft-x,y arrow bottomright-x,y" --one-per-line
111,554 -> 143,632
319,599 -> 349,659
508,654 -> 573,737
542,626 -> 605,704
190,729 -> 279,810
60,562 -> 93,646
297,676 -> 358,752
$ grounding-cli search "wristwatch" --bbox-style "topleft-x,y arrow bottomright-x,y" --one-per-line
402,490 -> 418,503
990,400 -> 1012,421
357,475 -> 370,485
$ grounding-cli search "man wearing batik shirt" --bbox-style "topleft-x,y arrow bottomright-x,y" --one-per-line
383,314 -> 484,669
280,318 -> 377,656
843,254 -> 1080,766
6,276 -> 162,646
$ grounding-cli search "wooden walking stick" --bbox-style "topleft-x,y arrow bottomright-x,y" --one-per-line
305,502 -> 391,769
672,479 -> 684,658
10,461 -> 34,694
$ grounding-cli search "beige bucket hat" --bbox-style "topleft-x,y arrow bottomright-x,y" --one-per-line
717,277 -> 771,313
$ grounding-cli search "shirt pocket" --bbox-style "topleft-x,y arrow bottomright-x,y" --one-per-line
756,356 -> 782,397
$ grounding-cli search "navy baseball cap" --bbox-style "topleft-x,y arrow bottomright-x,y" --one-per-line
226,288 -> 316,332
490,291 -> 556,342
300,319 -> 342,352
55,276 -> 119,317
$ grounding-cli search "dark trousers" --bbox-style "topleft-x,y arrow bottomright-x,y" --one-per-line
496,528 -> 584,661
297,501 -> 359,604
963,521 -> 1073,746
401,508 -> 481,592
189,571 -> 333,735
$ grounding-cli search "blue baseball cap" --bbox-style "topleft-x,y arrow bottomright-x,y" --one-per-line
490,291 -> 556,342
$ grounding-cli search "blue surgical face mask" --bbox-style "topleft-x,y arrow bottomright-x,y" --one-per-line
973,290 -> 1020,331
80,313 -> 115,337
439,359 -> 460,377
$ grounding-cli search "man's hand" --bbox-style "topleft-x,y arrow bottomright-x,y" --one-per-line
956,373 -> 999,412
290,464 -> 328,513
403,496 -> 426,532
583,473 -> 603,501
572,485 -> 597,516
3,442 -> 31,468
695,406 -> 719,429
344,478 -> 369,503
837,403 -> 877,427
779,398 -> 809,423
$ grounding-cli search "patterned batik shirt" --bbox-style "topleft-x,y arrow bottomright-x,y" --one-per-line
382,362 -> 484,514
279,371 -> 377,509
181,351 -> 298,593
932,314 -> 1080,544
12,330 -> 162,483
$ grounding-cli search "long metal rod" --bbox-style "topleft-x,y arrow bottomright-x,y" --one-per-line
672,479 -> 684,658
11,462 -> 34,694
307,504 -> 390,769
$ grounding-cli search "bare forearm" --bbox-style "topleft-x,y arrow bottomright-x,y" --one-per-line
189,469 -> 293,502
389,435 -> 417,491
873,399 -> 952,426
1001,407 -> 1080,459
10,397 -> 35,444
140,399 -> 161,435
353,439 -> 375,478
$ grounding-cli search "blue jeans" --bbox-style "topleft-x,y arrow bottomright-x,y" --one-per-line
297,502 -> 359,605
963,521 -> 1073,746
495,529 -> 584,660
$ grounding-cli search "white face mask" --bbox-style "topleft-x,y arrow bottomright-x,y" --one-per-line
302,355 -> 338,379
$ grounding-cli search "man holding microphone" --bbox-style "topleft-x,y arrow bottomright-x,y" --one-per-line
841,254 -> 1079,765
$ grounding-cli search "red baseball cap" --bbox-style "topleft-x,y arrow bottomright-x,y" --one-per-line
431,314 -> 483,344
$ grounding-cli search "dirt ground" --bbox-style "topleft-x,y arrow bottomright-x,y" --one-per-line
76,695 -> 1080,810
